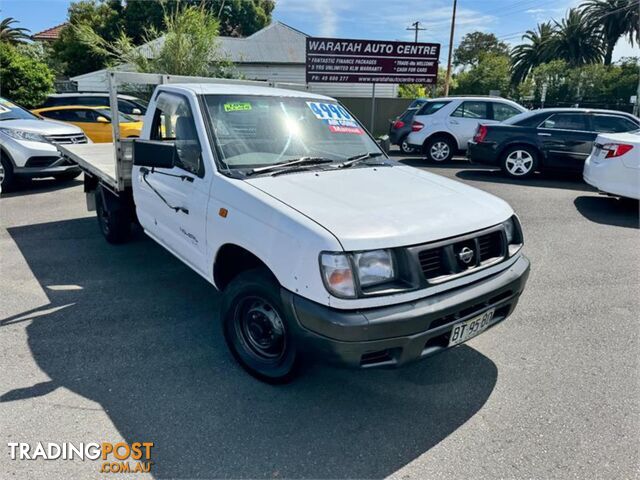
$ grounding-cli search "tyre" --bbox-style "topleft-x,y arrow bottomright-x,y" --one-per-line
95,186 -> 132,244
221,268 -> 299,384
501,146 -> 538,179
399,137 -> 415,154
425,136 -> 455,162
0,153 -> 15,193
54,170 -> 82,182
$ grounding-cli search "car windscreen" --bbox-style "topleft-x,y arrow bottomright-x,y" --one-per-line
416,100 -> 450,116
203,95 -> 381,169
0,98 -> 39,121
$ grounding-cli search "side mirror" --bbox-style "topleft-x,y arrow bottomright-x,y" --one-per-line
133,140 -> 176,169
131,108 -> 142,115
96,116 -> 110,123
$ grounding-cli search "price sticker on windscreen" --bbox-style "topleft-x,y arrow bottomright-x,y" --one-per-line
224,102 -> 252,112
307,101 -> 363,134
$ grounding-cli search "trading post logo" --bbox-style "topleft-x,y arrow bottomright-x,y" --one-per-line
8,442 -> 154,474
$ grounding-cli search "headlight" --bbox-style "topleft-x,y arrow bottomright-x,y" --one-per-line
320,253 -> 355,298
353,249 -> 395,287
503,215 -> 523,256
320,249 -> 397,298
0,128 -> 47,143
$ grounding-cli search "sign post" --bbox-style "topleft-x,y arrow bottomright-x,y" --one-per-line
305,37 -> 440,134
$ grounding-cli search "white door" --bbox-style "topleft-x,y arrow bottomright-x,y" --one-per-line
446,101 -> 493,149
136,91 -> 211,274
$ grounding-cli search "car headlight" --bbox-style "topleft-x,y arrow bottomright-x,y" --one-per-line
503,215 -> 523,256
320,249 -> 397,298
353,249 -> 395,287
0,128 -> 47,143
320,253 -> 355,298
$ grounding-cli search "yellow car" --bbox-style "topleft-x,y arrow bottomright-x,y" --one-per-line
32,105 -> 143,143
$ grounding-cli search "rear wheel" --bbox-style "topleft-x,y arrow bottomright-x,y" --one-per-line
399,137 -> 415,154
221,268 -> 299,384
501,146 -> 538,179
0,153 -> 15,193
425,136 -> 455,162
95,185 -> 132,244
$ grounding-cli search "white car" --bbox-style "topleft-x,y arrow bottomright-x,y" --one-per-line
584,131 -> 640,200
407,96 -> 527,162
0,97 -> 87,192
60,78 -> 531,382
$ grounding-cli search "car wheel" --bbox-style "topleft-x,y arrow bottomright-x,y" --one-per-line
425,136 -> 454,162
95,185 -> 132,244
54,171 -> 82,182
501,146 -> 538,179
222,268 -> 299,384
399,138 -> 415,154
0,153 -> 15,193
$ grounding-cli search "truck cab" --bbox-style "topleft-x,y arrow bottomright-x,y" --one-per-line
64,79 -> 530,383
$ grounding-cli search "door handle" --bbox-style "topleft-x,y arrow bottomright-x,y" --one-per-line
537,132 -> 551,137
449,120 -> 459,125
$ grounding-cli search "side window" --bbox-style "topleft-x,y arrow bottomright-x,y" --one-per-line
151,92 -> 202,175
540,113 -> 589,131
118,100 -> 136,115
451,101 -> 489,119
492,103 -> 522,122
81,97 -> 108,107
54,109 -> 85,122
592,115 -> 638,133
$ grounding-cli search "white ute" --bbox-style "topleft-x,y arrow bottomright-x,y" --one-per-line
58,73 -> 530,383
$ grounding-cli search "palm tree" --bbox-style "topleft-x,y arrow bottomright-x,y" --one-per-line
581,0 -> 640,65
549,8 -> 604,66
0,17 -> 31,44
510,22 -> 555,84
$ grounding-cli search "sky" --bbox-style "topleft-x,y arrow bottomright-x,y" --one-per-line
1,0 -> 637,61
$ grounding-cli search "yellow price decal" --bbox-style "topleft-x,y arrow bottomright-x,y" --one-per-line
224,102 -> 252,112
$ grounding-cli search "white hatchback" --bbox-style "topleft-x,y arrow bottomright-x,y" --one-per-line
406,96 -> 526,162
584,131 -> 640,200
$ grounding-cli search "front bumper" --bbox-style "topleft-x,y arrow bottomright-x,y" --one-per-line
283,255 -> 530,368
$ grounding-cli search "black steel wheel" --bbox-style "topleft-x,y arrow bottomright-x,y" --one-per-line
222,268 -> 299,383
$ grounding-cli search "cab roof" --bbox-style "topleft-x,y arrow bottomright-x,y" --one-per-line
159,83 -> 335,101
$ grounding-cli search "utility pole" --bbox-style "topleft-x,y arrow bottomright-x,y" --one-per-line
406,21 -> 426,43
444,0 -> 457,96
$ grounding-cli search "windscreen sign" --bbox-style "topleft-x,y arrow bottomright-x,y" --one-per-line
306,37 -> 440,84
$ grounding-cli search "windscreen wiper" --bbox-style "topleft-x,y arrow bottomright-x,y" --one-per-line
337,152 -> 384,168
247,156 -> 334,176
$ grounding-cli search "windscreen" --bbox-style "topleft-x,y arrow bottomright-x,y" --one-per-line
203,95 -> 381,168
96,108 -> 136,123
0,98 -> 38,121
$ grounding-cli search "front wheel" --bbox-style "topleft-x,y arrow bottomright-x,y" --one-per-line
425,136 -> 455,162
221,269 -> 299,384
0,153 -> 15,193
501,146 -> 538,179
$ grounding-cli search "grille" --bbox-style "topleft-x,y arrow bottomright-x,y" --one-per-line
45,133 -> 88,145
416,228 -> 506,283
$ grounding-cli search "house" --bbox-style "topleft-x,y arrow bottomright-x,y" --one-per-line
32,23 -> 67,42
71,22 -> 398,98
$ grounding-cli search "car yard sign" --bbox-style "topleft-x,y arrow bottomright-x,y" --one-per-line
306,37 -> 440,84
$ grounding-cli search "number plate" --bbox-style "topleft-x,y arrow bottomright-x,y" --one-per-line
448,308 -> 496,347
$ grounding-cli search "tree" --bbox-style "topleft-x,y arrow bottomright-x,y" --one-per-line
453,32 -> 509,68
76,5 -> 235,77
52,0 -> 122,76
510,22 -> 555,84
0,42 -> 54,107
398,84 -> 427,99
0,17 -> 31,44
549,8 -> 604,66
529,60 -> 572,104
581,0 -> 640,65
453,53 -> 511,96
